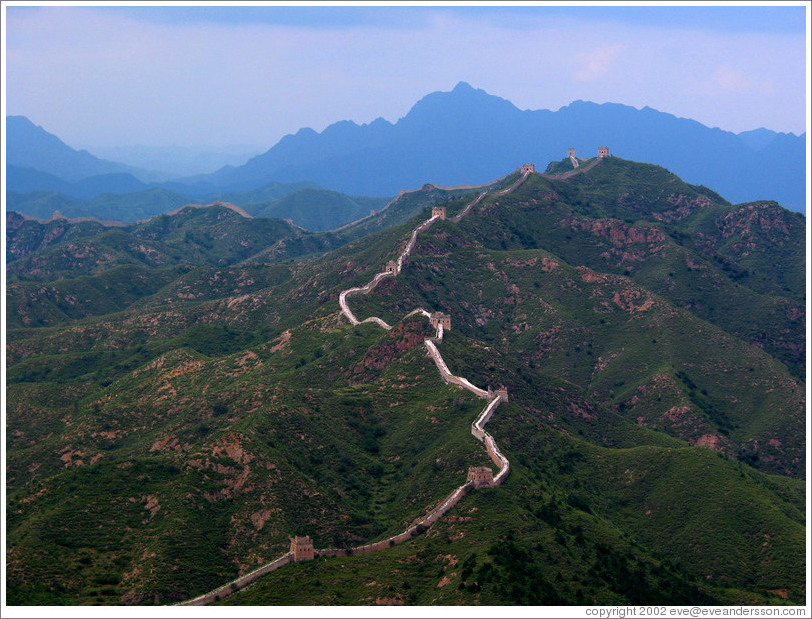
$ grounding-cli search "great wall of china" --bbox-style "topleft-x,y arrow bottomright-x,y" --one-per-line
177,149 -> 608,606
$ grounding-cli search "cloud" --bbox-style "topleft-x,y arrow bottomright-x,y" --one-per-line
572,45 -> 624,82
705,65 -> 772,94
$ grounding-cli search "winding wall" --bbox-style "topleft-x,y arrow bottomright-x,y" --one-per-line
177,167 -> 535,606
541,156 -> 603,180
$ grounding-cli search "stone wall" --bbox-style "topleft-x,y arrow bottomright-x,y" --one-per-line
178,165 -> 533,606
316,483 -> 472,559
425,340 -> 490,399
178,553 -> 293,606
450,189 -> 490,223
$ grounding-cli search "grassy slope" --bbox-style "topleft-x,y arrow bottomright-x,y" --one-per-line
5,160 -> 806,606
458,165 -> 805,378
7,314 -> 492,604
350,224 -> 803,477
222,370 -> 805,605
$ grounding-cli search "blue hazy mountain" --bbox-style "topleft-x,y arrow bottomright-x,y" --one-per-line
7,164 -> 151,200
5,164 -> 75,195
91,144 -> 262,178
5,115 -> 167,182
181,82 -> 805,211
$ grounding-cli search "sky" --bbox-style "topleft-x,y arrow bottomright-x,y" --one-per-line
2,2 -> 809,155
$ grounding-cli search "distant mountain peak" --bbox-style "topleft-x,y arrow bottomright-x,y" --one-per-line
8,114 -> 38,128
452,80 -> 476,92
402,82 -> 519,125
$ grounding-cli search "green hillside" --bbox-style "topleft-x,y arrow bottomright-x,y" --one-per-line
248,188 -> 390,231
332,182 -> 492,241
5,157 -> 805,606
211,180 -> 319,205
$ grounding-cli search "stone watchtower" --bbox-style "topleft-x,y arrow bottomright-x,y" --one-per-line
487,386 -> 509,402
429,311 -> 451,331
521,163 -> 536,174
290,535 -> 315,561
598,146 -> 610,158
567,148 -> 576,158
432,206 -> 446,220
467,466 -> 494,489
385,261 -> 398,274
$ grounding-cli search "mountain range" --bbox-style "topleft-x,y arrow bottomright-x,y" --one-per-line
6,155 -> 805,606
6,82 -> 807,224
191,82 -> 807,211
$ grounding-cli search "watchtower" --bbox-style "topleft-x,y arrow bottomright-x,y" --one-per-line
567,148 -> 576,158
467,466 -> 494,489
488,387 -> 508,402
429,312 -> 451,331
432,206 -> 446,220
598,146 -> 610,158
521,163 -> 536,174
385,261 -> 398,274
290,536 -> 315,561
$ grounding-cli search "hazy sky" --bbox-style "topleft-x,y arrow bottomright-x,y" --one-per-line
3,2 -> 809,154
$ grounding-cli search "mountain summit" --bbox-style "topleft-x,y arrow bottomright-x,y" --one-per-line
402,81 -> 521,124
